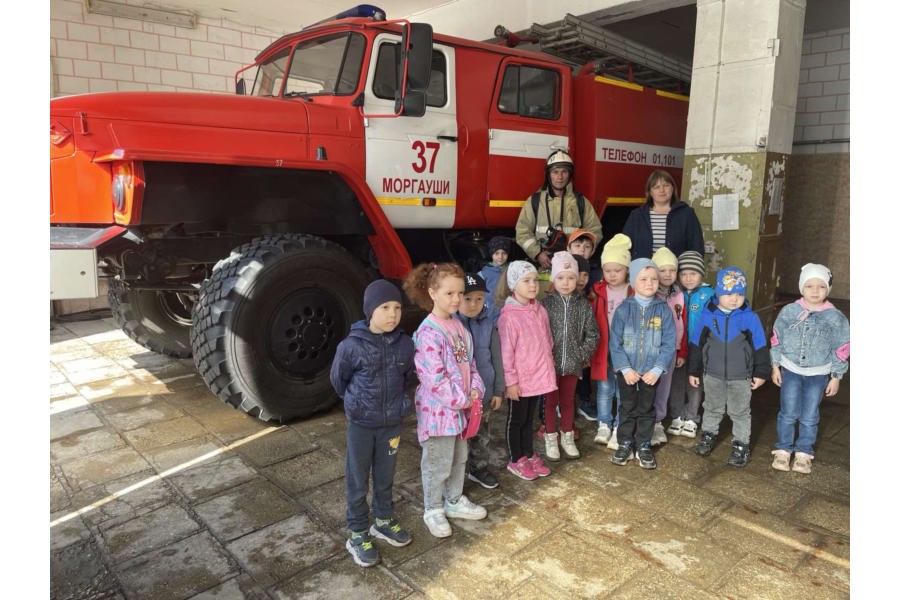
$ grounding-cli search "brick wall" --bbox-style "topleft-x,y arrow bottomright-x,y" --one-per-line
793,28 -> 850,155
779,27 -> 850,301
50,0 -> 283,98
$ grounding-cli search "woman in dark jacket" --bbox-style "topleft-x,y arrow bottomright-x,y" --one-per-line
622,169 -> 704,259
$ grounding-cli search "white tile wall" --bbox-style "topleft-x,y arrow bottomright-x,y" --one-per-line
793,28 -> 850,154
50,0 -> 282,97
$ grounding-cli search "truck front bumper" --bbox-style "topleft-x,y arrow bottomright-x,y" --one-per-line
50,226 -> 126,300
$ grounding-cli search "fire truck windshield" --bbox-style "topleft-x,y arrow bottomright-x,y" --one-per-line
251,32 -> 367,98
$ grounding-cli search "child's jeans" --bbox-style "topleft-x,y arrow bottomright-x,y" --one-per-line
773,368 -> 830,456
345,422 -> 402,533
668,364 -> 702,424
595,361 -> 619,429
421,434 -> 468,511
468,399 -> 496,471
653,357 -> 677,422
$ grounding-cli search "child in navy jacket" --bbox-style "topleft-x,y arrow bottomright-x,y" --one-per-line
330,280 -> 415,567
688,267 -> 770,468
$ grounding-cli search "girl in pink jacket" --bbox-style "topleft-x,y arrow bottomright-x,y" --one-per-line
404,262 -> 487,539
496,261 -> 557,481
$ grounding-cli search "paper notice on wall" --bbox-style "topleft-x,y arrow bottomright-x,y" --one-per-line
712,193 -> 739,231
768,178 -> 784,215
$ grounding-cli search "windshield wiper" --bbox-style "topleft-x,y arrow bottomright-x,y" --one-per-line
283,91 -> 313,101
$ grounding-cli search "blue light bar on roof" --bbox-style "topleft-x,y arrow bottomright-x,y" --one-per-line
305,4 -> 387,29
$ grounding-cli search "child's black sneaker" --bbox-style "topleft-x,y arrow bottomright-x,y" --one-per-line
346,531 -> 380,567
694,431 -> 717,457
636,443 -> 657,469
467,466 -> 500,489
369,517 -> 412,547
727,441 -> 750,468
610,441 -> 634,466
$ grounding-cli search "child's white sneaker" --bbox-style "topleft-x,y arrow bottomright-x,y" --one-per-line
606,428 -> 619,450
651,422 -> 668,446
680,420 -> 698,438
444,495 -> 487,520
560,430 -> 580,459
666,417 -> 684,436
791,452 -> 813,474
594,423 -> 612,445
423,508 -> 452,538
544,431 -> 560,462
771,449 -> 791,472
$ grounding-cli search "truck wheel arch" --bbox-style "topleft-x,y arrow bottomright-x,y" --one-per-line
190,233 -> 370,422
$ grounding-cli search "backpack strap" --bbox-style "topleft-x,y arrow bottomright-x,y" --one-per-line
531,190 -> 586,228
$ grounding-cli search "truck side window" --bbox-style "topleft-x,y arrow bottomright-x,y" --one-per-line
497,65 -> 560,119
372,44 -> 447,107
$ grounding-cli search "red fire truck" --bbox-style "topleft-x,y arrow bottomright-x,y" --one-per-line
50,5 -> 688,422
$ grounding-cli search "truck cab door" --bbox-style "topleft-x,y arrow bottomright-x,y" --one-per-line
485,59 -> 571,227
363,35 -> 457,228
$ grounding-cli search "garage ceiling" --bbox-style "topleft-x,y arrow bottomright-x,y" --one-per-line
135,0 -> 850,93
152,0 -> 848,44
169,0 -> 442,33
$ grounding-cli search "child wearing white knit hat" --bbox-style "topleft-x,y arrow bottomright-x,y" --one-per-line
769,263 -> 849,474
540,252 -> 600,461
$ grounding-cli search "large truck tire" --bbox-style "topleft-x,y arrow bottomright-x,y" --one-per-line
190,234 -> 369,422
108,280 -> 193,358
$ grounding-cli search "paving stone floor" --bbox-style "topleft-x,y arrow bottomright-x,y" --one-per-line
50,316 -> 851,599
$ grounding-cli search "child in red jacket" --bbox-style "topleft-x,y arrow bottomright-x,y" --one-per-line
589,234 -> 633,447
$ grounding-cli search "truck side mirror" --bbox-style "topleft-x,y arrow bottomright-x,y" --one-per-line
236,78 -> 246,95
396,23 -> 432,117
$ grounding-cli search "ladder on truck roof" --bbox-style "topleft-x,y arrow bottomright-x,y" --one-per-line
530,13 -> 692,94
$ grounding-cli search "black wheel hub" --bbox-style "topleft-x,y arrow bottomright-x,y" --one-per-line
268,288 -> 345,377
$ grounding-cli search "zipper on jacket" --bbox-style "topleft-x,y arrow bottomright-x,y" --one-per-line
562,295 -> 570,369
723,312 -> 730,380
638,305 -> 646,372
381,335 -> 388,427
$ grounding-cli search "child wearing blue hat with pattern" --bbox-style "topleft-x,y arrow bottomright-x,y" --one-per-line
687,267 -> 771,467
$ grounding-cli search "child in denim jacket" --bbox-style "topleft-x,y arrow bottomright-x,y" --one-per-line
769,263 -> 849,474
608,257 -> 676,469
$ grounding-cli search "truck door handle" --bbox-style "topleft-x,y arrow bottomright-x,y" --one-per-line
437,135 -> 458,142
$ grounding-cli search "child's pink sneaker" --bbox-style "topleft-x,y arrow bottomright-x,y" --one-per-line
506,456 -> 537,481
528,454 -> 551,477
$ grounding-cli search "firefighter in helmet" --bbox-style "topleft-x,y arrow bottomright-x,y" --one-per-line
514,150 -> 603,271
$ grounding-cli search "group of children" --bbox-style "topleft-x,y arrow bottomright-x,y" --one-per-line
329,233 -> 850,567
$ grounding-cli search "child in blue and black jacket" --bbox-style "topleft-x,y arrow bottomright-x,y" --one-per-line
688,267 -> 770,468
330,280 -> 416,568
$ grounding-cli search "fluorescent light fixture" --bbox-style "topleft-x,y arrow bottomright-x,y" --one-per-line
84,0 -> 197,28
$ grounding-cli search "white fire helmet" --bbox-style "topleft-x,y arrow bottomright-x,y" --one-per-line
546,150 -> 574,173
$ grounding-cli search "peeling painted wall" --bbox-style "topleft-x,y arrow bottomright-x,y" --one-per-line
682,152 -> 787,329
